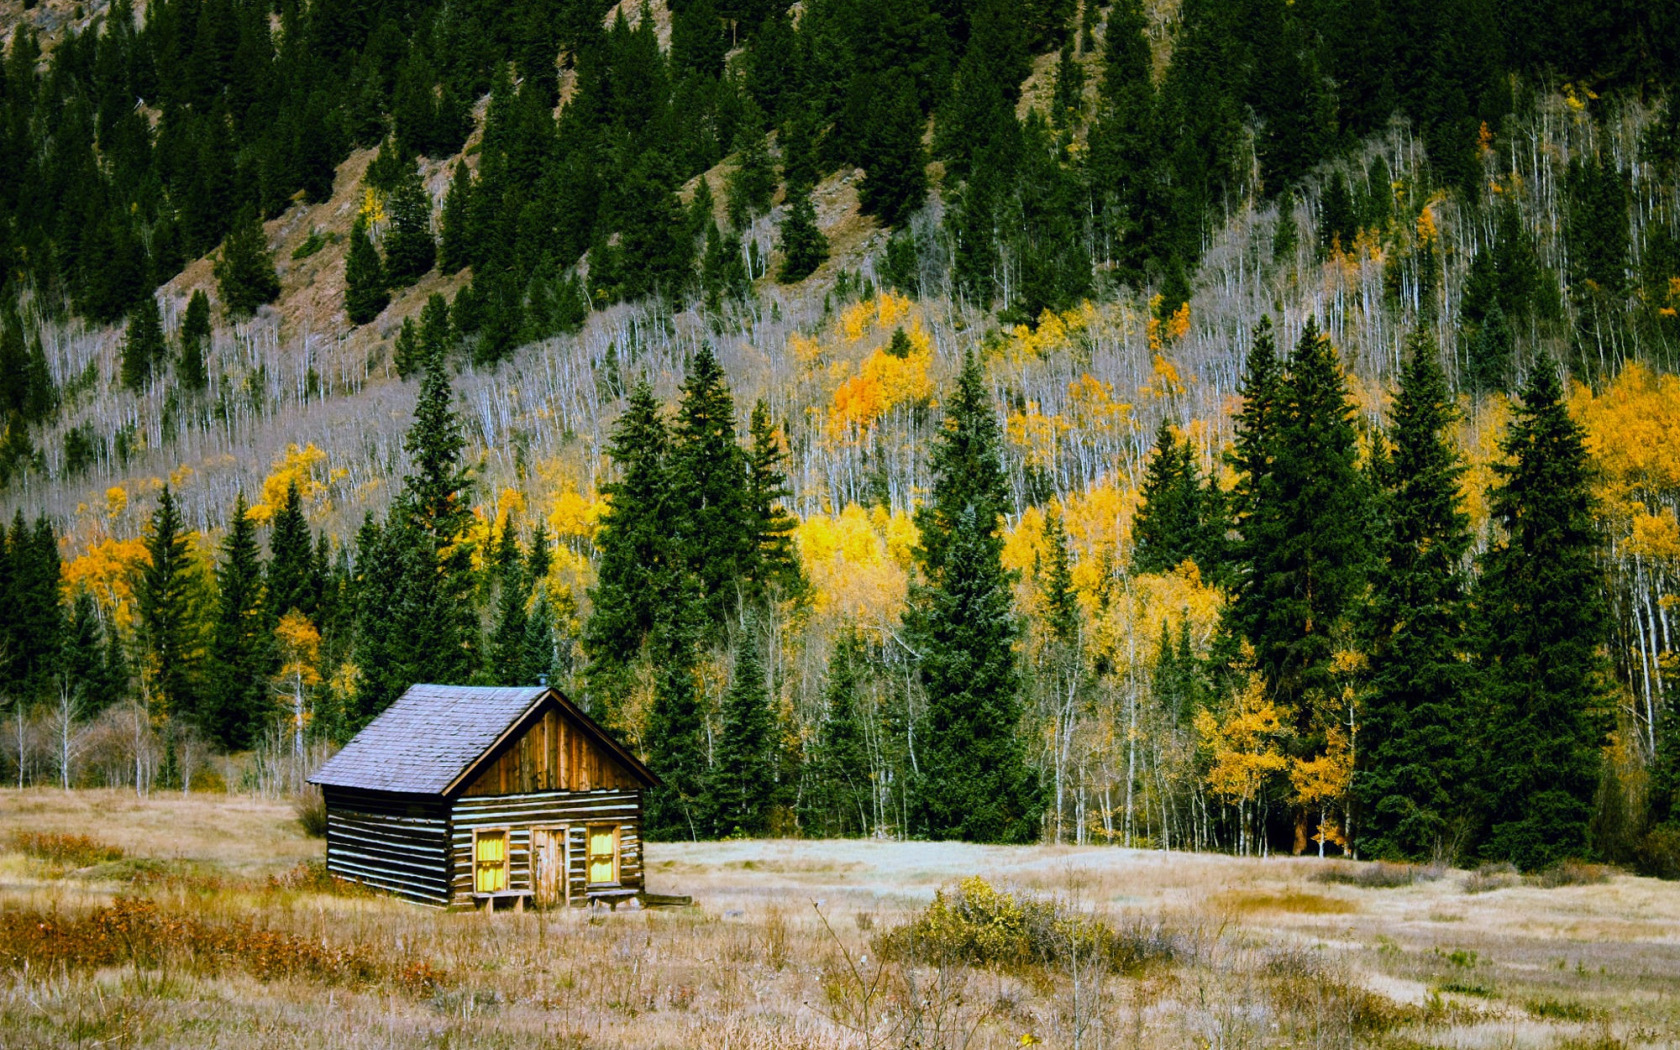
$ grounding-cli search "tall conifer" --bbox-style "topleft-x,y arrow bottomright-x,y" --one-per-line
136,486 -> 200,723
214,207 -> 281,317
1477,361 -> 1611,869
708,615 -> 777,836
204,494 -> 270,750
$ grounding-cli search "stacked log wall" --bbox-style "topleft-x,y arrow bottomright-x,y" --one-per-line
322,787 -> 452,906
447,790 -> 643,908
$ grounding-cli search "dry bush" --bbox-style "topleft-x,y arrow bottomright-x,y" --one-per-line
1636,824 -> 1680,879
1314,860 -> 1443,888
291,785 -> 327,838
873,876 -> 1176,977
1526,996 -> 1606,1022
0,896 -> 445,993
266,858 -> 372,897
1262,948 -> 1417,1042
5,829 -> 123,868
1534,860 -> 1612,888
1464,861 -> 1520,893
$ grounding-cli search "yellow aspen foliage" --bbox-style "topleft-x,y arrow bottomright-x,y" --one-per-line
1065,374 -> 1133,436
841,290 -> 914,342
1089,560 -> 1223,677
1416,203 -> 1439,244
273,612 -> 323,698
251,443 -> 344,523
796,503 -> 915,628
828,323 -> 934,435
547,489 -> 605,541
1457,392 -> 1512,536
1574,363 -> 1680,507
1631,511 -> 1680,561
105,486 -> 128,519
169,465 -> 194,490
359,185 -> 387,226
1005,402 -> 1068,470
1006,302 -> 1095,362
1290,725 -> 1354,852
61,537 -> 150,629
1194,669 -> 1291,811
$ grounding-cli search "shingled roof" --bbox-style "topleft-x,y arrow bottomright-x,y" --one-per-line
309,684 -> 655,795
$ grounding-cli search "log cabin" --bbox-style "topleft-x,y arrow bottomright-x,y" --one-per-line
309,683 -> 660,911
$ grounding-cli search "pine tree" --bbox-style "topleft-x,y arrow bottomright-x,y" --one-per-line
776,187 -> 828,283
204,493 -> 271,751
745,399 -> 804,601
585,382 -> 677,685
643,582 -> 709,840
489,527 -> 529,682
858,73 -> 927,228
344,216 -> 389,325
267,480 -> 316,619
438,161 -> 476,274
1477,360 -> 1611,870
121,297 -> 167,391
1132,420 -> 1203,574
1356,333 -> 1477,862
178,289 -> 210,391
702,222 -> 752,309
669,345 -> 754,629
802,630 -> 872,836
214,206 -> 281,318
522,587 -> 559,686
1088,0 -> 1158,274
136,486 -> 200,723
726,116 -> 777,229
708,615 -> 777,836
383,161 -> 436,286
909,352 -> 1039,842
5,515 -> 64,697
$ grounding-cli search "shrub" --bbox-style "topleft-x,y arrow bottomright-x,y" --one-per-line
1533,859 -> 1611,888
874,876 -> 1175,977
6,830 -> 123,868
293,786 -> 328,838
1527,996 -> 1605,1022
1637,825 -> 1680,880
1315,861 -> 1443,888
1464,862 -> 1520,894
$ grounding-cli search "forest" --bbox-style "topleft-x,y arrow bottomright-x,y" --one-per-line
0,0 -> 1678,872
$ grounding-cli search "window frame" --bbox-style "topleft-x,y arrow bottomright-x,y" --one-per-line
472,826 -> 511,894
585,823 -> 620,887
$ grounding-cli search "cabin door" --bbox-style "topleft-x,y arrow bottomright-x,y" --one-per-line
530,826 -> 568,907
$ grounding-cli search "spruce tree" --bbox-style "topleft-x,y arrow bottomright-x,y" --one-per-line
1477,360 -> 1611,870
178,289 -> 210,391
745,399 -> 804,601
383,162 -> 437,286
669,346 -> 754,629
344,216 -> 389,325
908,352 -> 1039,842
726,117 -> 777,230
438,161 -> 476,274
489,528 -> 530,682
204,494 -> 271,751
1132,420 -> 1203,574
643,578 -> 709,840
136,486 -> 200,723
702,222 -> 752,309
1088,0 -> 1158,274
803,630 -> 872,836
776,187 -> 828,283
267,480 -> 316,619
858,74 -> 927,229
522,588 -> 559,686
1356,334 -> 1477,862
708,616 -> 777,836
121,297 -> 167,391
214,207 -> 281,318
585,383 -> 677,685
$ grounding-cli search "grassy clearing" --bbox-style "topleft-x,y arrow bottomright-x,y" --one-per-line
1,788 -> 1678,1049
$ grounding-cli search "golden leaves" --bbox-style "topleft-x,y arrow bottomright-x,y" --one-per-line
250,443 -> 345,523
795,503 -> 917,627
1194,670 -> 1290,807
828,324 -> 934,436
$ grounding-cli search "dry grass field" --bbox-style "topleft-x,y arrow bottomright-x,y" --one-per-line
1,790 -> 1678,1049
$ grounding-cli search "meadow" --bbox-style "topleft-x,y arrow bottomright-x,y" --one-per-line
0,789 -> 1677,1049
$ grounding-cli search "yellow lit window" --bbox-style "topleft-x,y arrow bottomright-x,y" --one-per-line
474,829 -> 508,893
587,825 -> 618,885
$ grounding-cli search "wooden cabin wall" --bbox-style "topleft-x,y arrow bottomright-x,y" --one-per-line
448,790 -> 643,908
322,787 -> 452,906
461,706 -> 641,797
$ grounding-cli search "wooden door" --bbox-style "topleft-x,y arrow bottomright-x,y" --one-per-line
530,826 -> 567,907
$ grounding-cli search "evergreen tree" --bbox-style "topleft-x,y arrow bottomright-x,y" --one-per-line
136,486 -> 200,723
802,630 -> 872,836
908,352 -> 1039,842
267,480 -> 316,619
204,494 -> 271,751
858,73 -> 927,228
178,289 -> 210,391
726,117 -> 777,229
643,581 -> 709,839
383,161 -> 437,286
669,346 -> 754,629
438,161 -> 476,274
1477,360 -> 1611,870
214,207 -> 281,318
521,588 -> 559,686
708,615 -> 777,836
489,527 -> 530,682
745,399 -> 804,601
344,216 -> 389,325
121,297 -> 167,391
1132,420 -> 1203,574
776,187 -> 828,283
5,515 -> 64,697
585,383 -> 676,684
1088,0 -> 1158,274
1356,334 -> 1477,862
702,222 -> 752,308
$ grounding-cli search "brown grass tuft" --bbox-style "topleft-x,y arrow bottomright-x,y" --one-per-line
1314,860 -> 1443,888
1211,888 -> 1358,915
5,829 -> 124,868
